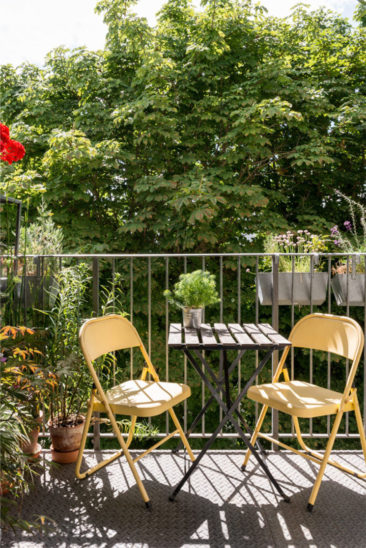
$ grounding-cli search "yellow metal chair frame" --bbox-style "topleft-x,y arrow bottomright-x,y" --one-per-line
242,313 -> 366,511
75,315 -> 195,508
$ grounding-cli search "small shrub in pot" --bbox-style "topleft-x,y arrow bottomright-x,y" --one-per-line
164,270 -> 220,327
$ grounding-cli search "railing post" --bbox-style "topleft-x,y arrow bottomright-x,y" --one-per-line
272,254 -> 279,450
92,257 -> 100,450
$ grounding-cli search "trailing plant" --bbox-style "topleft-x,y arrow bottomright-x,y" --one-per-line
164,270 -> 220,310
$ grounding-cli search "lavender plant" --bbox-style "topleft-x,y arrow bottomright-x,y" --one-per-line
263,230 -> 329,272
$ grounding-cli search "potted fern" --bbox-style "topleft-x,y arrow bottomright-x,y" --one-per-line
164,270 -> 220,328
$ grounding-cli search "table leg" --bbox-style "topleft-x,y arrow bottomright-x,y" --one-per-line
169,412 -> 230,501
172,396 -> 213,453
173,349 -> 246,453
171,347 -> 289,502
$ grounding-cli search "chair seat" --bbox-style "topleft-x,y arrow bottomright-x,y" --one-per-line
93,379 -> 191,417
248,380 -> 354,418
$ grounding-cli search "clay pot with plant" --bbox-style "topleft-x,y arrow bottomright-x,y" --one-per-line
164,270 -> 220,328
41,263 -> 91,463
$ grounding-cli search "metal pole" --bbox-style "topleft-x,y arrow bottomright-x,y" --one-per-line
92,257 -> 100,450
272,254 -> 279,449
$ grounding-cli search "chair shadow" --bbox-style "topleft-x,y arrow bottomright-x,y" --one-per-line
3,451 -> 366,548
263,480 -> 366,547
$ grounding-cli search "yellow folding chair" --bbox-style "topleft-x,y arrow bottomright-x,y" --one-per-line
242,313 -> 366,511
75,314 -> 195,508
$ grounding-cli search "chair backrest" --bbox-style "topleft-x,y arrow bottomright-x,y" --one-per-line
79,315 -> 142,363
290,313 -> 363,359
79,314 -> 159,408
289,313 -> 364,393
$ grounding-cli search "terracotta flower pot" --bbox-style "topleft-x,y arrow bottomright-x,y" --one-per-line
0,479 -> 13,497
48,415 -> 85,464
21,412 -> 43,459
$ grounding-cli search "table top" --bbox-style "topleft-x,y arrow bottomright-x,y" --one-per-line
168,323 -> 291,350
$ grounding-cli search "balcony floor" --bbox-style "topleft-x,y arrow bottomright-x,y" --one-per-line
2,449 -> 366,547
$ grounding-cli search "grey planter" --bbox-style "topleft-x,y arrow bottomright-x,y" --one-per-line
331,274 -> 366,306
257,272 -> 328,306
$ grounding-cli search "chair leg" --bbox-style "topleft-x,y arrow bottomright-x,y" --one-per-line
75,392 -> 95,479
75,395 -> 150,506
242,404 -> 269,470
353,393 -> 366,464
126,416 -> 137,449
307,410 -> 344,511
107,408 -> 151,506
168,408 -> 195,462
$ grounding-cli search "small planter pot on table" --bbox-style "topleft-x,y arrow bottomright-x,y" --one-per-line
257,272 -> 329,306
183,307 -> 203,328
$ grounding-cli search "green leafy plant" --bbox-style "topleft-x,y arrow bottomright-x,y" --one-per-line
0,326 -> 52,420
263,231 -> 330,272
41,263 -> 90,427
0,334 -> 47,532
164,270 -> 220,309
19,201 -> 63,275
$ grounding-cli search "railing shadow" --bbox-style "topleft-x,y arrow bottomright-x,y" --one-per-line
3,451 -> 365,547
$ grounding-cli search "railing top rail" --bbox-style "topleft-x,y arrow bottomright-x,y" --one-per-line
1,252 -> 366,259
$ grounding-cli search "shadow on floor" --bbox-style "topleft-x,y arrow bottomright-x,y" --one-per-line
2,451 -> 366,548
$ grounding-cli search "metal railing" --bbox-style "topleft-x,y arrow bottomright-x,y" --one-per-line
1,252 -> 365,448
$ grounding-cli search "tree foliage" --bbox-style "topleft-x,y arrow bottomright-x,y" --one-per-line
1,0 -> 365,252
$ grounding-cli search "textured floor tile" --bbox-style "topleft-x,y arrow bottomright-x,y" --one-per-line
2,451 -> 365,548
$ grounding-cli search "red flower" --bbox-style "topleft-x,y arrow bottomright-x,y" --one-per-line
1,139 -> 26,164
0,123 -> 25,164
0,123 -> 10,142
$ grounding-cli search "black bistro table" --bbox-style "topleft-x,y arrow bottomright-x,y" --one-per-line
168,322 -> 291,502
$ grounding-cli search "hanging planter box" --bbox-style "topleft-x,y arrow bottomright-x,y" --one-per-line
257,272 -> 329,306
331,274 -> 366,306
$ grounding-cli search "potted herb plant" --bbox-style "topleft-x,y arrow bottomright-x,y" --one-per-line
42,263 -> 90,463
257,230 -> 329,306
330,192 -> 366,306
164,269 -> 220,328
